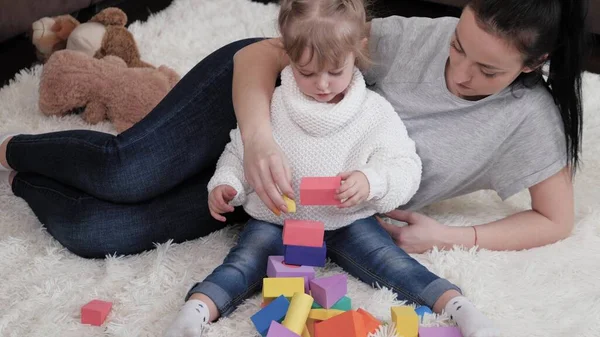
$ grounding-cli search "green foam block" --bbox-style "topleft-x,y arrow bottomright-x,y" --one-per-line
311,296 -> 351,311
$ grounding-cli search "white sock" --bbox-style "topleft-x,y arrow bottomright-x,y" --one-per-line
164,299 -> 211,337
444,296 -> 501,337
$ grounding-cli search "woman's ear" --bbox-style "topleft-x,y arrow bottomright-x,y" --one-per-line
523,53 -> 549,73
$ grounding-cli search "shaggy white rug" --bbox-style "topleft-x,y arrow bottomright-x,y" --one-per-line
1,0 -> 599,336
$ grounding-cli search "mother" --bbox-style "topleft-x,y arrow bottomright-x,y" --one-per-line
0,0 -> 588,258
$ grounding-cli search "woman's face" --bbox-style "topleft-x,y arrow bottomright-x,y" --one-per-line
446,6 -> 535,99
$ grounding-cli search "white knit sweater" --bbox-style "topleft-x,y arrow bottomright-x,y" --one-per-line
208,66 -> 422,230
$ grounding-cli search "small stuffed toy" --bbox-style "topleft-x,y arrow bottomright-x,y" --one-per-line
39,50 -> 180,133
31,15 -> 80,62
31,7 -> 154,68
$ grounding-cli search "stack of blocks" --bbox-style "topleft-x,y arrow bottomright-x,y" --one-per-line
251,177 -> 464,337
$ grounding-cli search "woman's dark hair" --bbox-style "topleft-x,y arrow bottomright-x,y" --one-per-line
469,0 -> 590,173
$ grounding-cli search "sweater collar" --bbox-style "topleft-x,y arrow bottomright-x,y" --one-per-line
281,66 -> 367,136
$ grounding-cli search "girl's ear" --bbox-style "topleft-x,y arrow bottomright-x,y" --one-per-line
523,53 -> 549,73
361,37 -> 368,50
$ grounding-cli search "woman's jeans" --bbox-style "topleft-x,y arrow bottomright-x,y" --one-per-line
186,216 -> 461,314
5,38 -> 264,258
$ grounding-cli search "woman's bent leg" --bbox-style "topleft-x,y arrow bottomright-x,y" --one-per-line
10,169 -> 249,258
5,38 -> 265,203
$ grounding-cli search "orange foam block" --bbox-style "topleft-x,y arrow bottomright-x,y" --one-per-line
357,308 -> 382,335
300,177 -> 342,206
283,219 -> 324,248
306,318 -> 317,336
314,310 -> 366,337
81,299 -> 112,326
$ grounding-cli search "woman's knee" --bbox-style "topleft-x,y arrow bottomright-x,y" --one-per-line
221,37 -> 267,58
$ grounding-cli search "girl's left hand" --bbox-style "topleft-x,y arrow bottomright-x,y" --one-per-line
336,171 -> 370,208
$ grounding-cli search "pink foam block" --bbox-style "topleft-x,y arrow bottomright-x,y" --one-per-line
419,326 -> 463,337
283,219 -> 324,248
81,299 -> 112,326
266,321 -> 300,337
300,177 -> 342,205
267,256 -> 315,293
309,274 -> 347,309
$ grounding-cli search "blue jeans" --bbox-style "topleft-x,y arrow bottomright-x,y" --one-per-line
5,38 -> 265,258
187,217 -> 461,314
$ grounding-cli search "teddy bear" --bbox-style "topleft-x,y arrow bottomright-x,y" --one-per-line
39,50 -> 180,133
31,7 -> 154,68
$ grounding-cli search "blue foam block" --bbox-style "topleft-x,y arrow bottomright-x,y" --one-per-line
250,295 -> 290,336
414,305 -> 433,322
284,243 -> 327,267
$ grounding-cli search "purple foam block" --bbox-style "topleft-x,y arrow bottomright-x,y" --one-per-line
419,326 -> 463,337
284,243 -> 326,267
309,274 -> 347,308
266,321 -> 300,337
266,256 -> 315,293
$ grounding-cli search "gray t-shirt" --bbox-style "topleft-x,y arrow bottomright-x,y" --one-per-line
365,16 -> 567,210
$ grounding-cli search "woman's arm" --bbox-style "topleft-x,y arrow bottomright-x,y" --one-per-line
233,38 -> 287,142
381,167 -> 575,252
443,167 -> 574,251
232,38 -> 294,213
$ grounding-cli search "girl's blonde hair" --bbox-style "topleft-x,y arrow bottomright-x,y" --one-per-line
278,0 -> 371,71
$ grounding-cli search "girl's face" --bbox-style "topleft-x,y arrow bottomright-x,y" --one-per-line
446,7 -> 536,99
291,48 -> 356,103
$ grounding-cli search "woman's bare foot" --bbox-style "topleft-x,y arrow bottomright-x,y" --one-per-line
0,136 -> 14,170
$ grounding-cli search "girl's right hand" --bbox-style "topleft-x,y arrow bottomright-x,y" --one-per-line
209,185 -> 237,222
243,133 -> 294,215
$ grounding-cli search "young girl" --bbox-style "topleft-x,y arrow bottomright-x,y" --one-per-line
165,1 -> 499,336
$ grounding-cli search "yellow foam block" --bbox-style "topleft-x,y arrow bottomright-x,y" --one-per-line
391,306 -> 418,337
282,292 -> 314,335
308,308 -> 345,321
263,277 -> 305,301
283,195 -> 297,213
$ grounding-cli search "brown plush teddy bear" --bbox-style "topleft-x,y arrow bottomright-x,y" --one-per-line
31,7 -> 154,68
39,50 -> 180,133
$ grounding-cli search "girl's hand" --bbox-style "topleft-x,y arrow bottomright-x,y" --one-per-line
336,171 -> 370,208
208,185 -> 237,222
243,134 -> 294,215
377,210 -> 449,253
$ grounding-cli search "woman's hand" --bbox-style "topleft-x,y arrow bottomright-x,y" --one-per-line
377,209 -> 449,253
243,133 -> 294,215
208,185 -> 237,222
